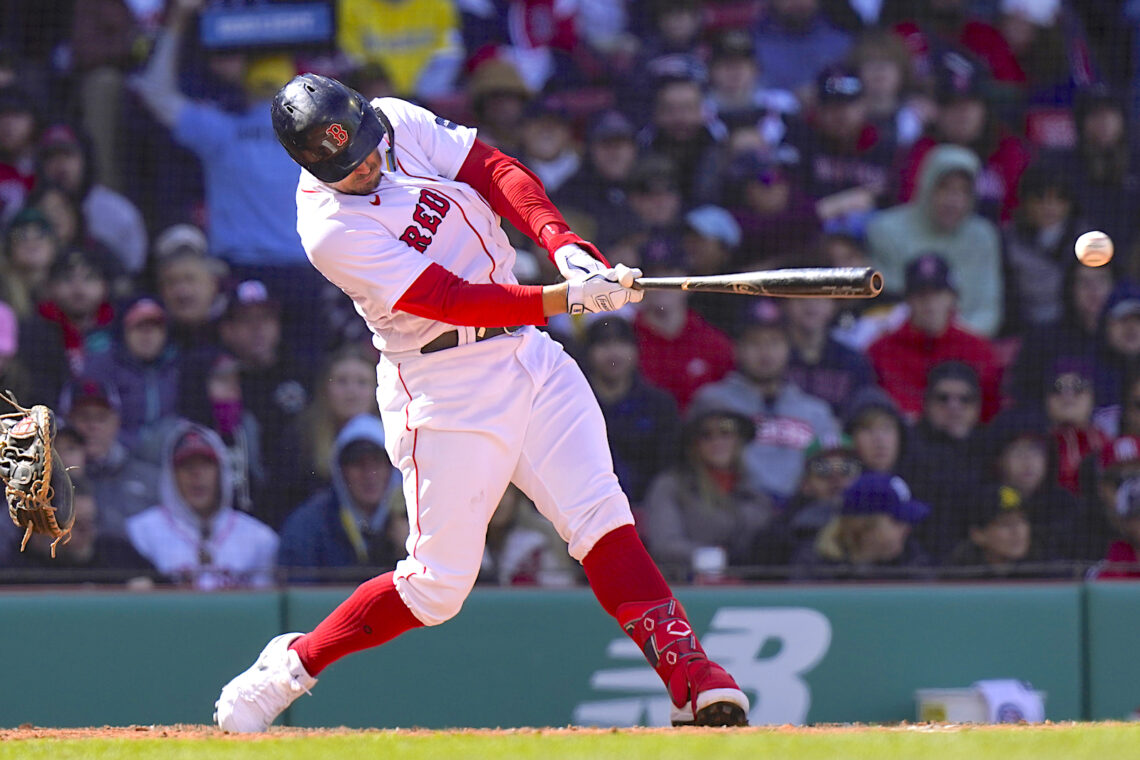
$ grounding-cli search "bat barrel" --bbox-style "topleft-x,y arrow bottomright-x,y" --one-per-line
635,267 -> 884,298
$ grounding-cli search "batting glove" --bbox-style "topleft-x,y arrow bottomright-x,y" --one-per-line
554,244 -> 608,280
566,265 -> 644,314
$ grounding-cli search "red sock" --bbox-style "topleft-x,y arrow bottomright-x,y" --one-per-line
582,525 -> 672,618
289,572 -> 424,676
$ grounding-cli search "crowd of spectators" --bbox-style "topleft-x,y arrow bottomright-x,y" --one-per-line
5,0 -> 1140,586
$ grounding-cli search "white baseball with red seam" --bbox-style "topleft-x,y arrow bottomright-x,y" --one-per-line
1075,230 -> 1114,267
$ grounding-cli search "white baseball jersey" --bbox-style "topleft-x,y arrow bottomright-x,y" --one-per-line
291,98 -> 634,626
295,97 -> 521,354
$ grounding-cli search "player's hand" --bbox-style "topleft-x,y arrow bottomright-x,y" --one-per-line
553,244 -> 608,280
566,265 -> 644,314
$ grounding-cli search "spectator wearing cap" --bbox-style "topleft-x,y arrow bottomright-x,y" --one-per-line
753,0 -> 852,97
466,58 -> 533,157
1092,281 -> 1140,414
1,207 -> 59,317
783,293 -> 876,418
633,256 -> 735,413
783,64 -> 897,234
85,295 -> 179,451
790,472 -> 931,581
982,408 -> 1080,561
773,433 -> 863,563
337,0 -> 461,99
947,484 -> 1046,576
0,86 -> 39,224
154,230 -> 227,352
868,145 -> 1004,336
1007,258 -> 1113,409
37,248 -> 116,376
894,51 -> 1031,223
706,28 -> 799,126
1095,475 -> 1140,579
518,98 -> 580,197
680,205 -> 750,333
639,401 -> 775,583
126,423 -> 278,590
867,253 -> 1002,420
897,361 -> 989,559
1,478 -> 161,585
844,386 -> 908,475
580,316 -> 681,506
1045,85 -> 1139,252
691,299 -> 840,500
36,123 -> 147,276
554,110 -> 637,237
1001,161 -> 1089,335
60,376 -> 160,538
721,152 -> 820,269
278,414 -> 405,584
848,29 -> 926,149
217,280 -> 311,471
636,75 -> 725,206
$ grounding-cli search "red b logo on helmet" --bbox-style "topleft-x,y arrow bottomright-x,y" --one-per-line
325,123 -> 349,147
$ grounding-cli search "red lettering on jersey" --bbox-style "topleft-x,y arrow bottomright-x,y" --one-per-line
400,226 -> 432,252
326,124 -> 349,147
412,205 -> 442,234
419,189 -> 450,216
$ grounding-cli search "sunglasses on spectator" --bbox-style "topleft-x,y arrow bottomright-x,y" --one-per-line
1049,377 -> 1091,395
930,391 -> 978,406
808,458 -> 861,477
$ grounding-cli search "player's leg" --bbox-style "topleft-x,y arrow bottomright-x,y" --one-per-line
216,354 -> 524,732
511,338 -> 749,726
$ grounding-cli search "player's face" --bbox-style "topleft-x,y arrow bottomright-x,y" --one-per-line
328,149 -> 383,195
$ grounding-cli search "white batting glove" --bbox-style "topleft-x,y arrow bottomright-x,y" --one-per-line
553,244 -> 608,280
566,265 -> 644,314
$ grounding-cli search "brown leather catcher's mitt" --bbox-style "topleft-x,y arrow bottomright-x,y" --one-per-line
0,393 -> 74,557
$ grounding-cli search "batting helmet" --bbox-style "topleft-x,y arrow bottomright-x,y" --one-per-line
271,74 -> 393,183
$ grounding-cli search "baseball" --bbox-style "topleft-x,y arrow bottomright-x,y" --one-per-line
1075,230 -> 1114,267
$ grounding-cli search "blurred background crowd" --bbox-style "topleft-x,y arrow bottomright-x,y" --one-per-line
4,0 -> 1140,587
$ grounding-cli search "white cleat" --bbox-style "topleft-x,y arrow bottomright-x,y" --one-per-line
213,632 -> 317,733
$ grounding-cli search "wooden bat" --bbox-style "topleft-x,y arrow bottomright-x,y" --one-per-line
634,266 -> 883,299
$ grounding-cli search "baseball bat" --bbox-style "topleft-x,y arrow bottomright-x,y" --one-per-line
634,266 -> 883,299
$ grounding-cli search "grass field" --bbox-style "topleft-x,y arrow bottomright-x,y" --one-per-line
1,723 -> 1137,760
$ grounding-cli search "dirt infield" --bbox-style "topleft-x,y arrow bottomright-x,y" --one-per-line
0,721 -> 1113,741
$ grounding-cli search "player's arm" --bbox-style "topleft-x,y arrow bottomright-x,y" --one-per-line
455,139 -> 611,277
393,262 -> 641,323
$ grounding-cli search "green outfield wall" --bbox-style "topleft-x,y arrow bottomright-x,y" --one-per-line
0,582 -> 1134,728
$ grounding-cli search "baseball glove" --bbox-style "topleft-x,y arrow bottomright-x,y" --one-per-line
0,392 -> 74,557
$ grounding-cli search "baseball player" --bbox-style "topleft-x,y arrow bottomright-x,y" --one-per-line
213,74 -> 749,731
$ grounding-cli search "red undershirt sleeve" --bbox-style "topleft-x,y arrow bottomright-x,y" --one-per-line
394,262 -> 547,326
455,139 -> 609,266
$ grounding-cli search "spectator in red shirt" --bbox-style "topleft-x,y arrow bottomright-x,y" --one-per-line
868,252 -> 1002,421
633,257 -> 734,413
